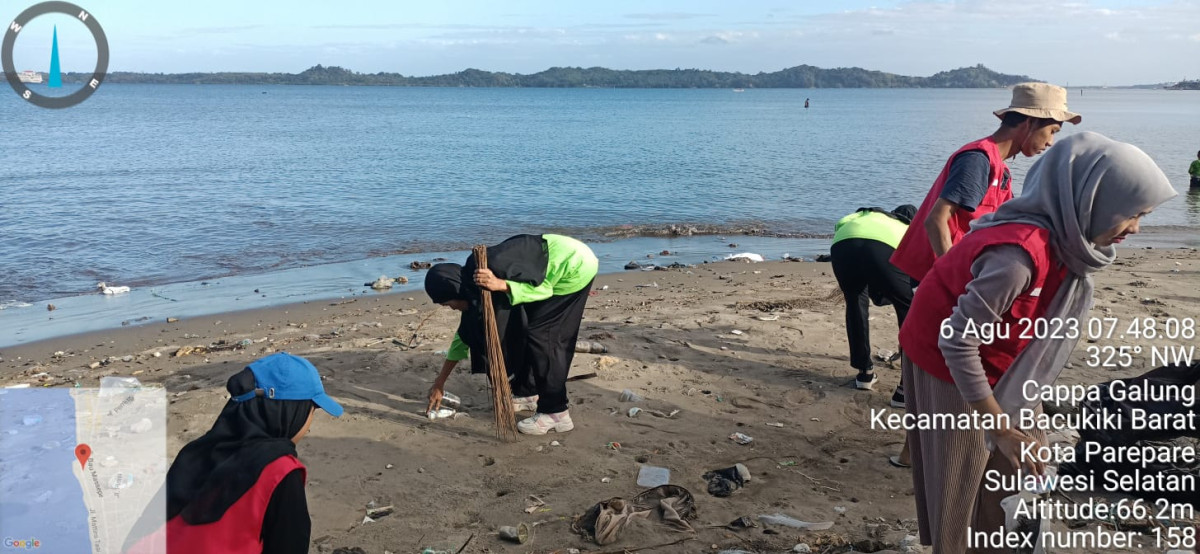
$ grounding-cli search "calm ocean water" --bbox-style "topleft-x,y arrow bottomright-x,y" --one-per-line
2,85 -> 1198,314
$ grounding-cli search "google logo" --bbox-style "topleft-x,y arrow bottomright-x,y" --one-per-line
2,537 -> 42,549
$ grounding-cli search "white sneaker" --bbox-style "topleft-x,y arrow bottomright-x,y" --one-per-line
517,410 -> 574,435
513,395 -> 539,412
855,371 -> 878,391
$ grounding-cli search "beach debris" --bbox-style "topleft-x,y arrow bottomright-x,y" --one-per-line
498,523 -> 531,544
618,389 -> 643,402
757,314 -> 780,321
426,408 -> 456,420
524,495 -> 546,514
365,503 -> 394,519
409,261 -> 432,270
574,340 -> 608,354
174,345 -> 206,357
385,463 -> 394,469
725,252 -> 764,263
627,407 -> 642,418
624,261 -> 641,270
834,506 -> 847,515
47,304 -> 56,311
88,362 -> 101,369
703,463 -> 751,497
728,516 -> 758,529
97,282 -> 131,295
644,409 -> 679,418
635,281 -> 659,288
601,477 -> 612,483
793,544 -> 813,553
728,432 -> 754,445
636,465 -> 671,487
814,254 -> 833,262
757,513 -> 834,530
730,329 -> 744,335
606,442 -> 621,450
166,317 -> 179,323
766,422 -> 784,428
576,485 -> 696,546
367,275 -> 395,290
550,440 -> 561,447
600,285 -> 609,290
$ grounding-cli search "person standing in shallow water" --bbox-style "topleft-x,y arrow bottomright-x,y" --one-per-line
1189,150 -> 1200,189
424,233 -> 598,435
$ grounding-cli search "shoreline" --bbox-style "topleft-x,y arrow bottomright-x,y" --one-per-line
3,227 -> 1196,349
3,249 -> 1197,552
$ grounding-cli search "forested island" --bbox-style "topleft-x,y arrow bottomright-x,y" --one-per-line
36,63 -> 1042,88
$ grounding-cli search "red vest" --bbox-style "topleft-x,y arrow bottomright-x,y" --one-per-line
125,455 -> 306,554
890,137 -> 1011,281
898,224 -> 1067,386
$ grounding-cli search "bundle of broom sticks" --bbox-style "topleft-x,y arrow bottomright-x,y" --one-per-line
474,245 -> 518,440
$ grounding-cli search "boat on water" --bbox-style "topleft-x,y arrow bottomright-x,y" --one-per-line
18,70 -> 44,84
732,88 -> 745,92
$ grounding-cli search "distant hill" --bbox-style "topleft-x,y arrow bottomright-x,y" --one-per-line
48,63 -> 1037,88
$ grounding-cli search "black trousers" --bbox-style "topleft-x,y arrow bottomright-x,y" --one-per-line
509,280 -> 593,413
830,239 -> 914,372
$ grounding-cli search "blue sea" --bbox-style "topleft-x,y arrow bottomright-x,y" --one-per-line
2,85 -> 1198,345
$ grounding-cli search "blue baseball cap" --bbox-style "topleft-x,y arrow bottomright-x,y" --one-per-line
232,352 -> 344,417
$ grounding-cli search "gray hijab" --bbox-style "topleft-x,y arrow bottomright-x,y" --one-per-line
972,132 -> 1176,420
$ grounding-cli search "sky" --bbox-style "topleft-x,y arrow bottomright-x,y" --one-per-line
6,0 -> 1199,86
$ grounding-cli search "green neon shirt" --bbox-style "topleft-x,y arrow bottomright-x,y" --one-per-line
831,210 -> 910,249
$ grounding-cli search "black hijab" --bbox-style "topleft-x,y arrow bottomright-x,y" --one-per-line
425,263 -> 465,304
165,368 -> 313,524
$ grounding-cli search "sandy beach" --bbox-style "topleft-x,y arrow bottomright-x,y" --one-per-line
3,247 -> 1199,553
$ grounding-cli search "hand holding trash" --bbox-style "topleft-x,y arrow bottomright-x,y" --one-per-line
427,382 -> 446,412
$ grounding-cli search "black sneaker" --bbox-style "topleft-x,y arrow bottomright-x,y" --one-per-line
855,371 -> 878,390
890,385 -> 905,409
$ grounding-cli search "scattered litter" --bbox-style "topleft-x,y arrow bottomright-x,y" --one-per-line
810,417 -> 821,422
440,391 -> 461,407
410,261 -> 432,270
725,253 -> 764,263
385,464 -> 394,469
601,477 -> 612,483
728,516 -> 757,529
757,314 -> 780,321
550,440 -> 561,447
637,465 -> 671,487
498,523 -> 531,544
366,276 -> 395,290
703,463 -> 751,497
645,409 -> 680,419
174,345 -> 206,357
730,329 -> 744,335
575,340 -> 609,354
606,442 -> 621,450
152,352 -> 162,358
624,261 -> 641,270
729,432 -> 753,445
167,317 -> 179,323
766,422 -> 784,428
618,389 -> 643,402
97,282 -> 130,295
834,506 -> 847,515
627,407 -> 642,418
100,376 -> 142,396
426,408 -> 456,420
4,384 -> 31,389
361,515 -> 374,525
600,285 -> 609,290
778,460 -> 797,467
793,544 -> 813,553
635,282 -> 659,288
524,495 -> 546,514
577,485 -> 696,545
366,505 -> 394,519
757,513 -> 834,530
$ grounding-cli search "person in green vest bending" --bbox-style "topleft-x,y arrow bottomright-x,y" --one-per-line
831,205 -> 918,394
425,234 -> 599,435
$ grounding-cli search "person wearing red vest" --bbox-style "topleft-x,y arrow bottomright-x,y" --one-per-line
898,133 -> 1175,553
885,83 -> 1081,470
124,352 -> 343,554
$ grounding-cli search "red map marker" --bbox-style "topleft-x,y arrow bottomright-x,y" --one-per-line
75,444 -> 92,469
